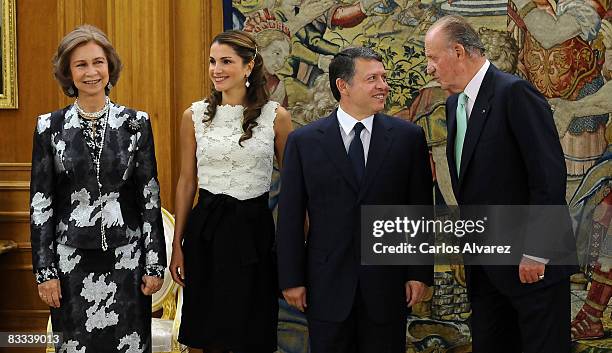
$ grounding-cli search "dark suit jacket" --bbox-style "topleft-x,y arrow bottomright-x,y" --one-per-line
30,103 -> 166,280
445,64 -> 577,294
277,110 -> 433,323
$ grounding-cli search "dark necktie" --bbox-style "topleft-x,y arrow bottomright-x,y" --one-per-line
348,122 -> 365,184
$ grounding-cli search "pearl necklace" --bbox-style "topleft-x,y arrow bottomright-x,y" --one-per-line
75,98 -> 111,251
96,112 -> 109,251
74,96 -> 111,120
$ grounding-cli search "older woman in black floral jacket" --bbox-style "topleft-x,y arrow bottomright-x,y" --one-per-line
30,24 -> 166,352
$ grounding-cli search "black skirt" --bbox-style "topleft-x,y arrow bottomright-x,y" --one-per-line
178,189 -> 278,352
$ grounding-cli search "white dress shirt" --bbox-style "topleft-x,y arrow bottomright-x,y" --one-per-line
337,105 -> 374,165
463,59 -> 490,119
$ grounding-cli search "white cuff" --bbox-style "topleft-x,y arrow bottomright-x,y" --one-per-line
523,254 -> 549,264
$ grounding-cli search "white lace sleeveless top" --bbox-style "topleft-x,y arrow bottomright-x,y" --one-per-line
191,100 -> 278,200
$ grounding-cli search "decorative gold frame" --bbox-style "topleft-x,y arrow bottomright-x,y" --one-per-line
0,0 -> 17,109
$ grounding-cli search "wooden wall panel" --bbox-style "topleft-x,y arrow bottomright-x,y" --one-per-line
0,163 -> 30,181
0,0 -> 224,340
0,3 -> 54,335
106,0 -> 175,212
0,184 -> 29,213
0,214 -> 28,243
0,0 -> 59,163
173,0 -> 205,193
0,1 -> 61,339
171,0 -> 224,201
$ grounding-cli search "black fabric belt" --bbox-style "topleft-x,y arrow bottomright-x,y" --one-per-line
183,189 -> 270,270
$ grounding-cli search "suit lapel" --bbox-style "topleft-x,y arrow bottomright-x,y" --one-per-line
99,103 -> 124,178
62,105 -> 93,174
318,110 -> 359,193
446,94 -> 459,191
458,65 -> 495,186
359,114 -> 392,200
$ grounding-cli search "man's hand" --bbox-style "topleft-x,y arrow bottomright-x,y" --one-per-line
141,275 -> 163,295
519,256 -> 546,283
38,279 -> 62,308
405,280 -> 427,307
282,286 -> 307,312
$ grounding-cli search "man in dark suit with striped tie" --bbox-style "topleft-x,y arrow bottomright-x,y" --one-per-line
277,47 -> 434,353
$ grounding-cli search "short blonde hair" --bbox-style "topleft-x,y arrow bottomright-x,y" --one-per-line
52,24 -> 122,97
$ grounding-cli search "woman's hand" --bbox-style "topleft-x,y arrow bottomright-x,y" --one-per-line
169,243 -> 185,287
141,275 -> 163,295
38,279 -> 62,308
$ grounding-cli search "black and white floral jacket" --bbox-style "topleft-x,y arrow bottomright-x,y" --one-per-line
30,102 -> 166,284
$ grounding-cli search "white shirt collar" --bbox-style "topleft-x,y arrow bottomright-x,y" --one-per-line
463,59 -> 490,103
337,105 -> 374,135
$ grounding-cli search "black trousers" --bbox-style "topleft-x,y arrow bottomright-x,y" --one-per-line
307,287 -> 407,353
470,265 -> 571,353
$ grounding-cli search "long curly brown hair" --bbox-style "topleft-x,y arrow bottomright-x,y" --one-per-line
205,30 -> 269,146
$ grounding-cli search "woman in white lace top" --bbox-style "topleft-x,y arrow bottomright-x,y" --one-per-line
170,30 -> 292,353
